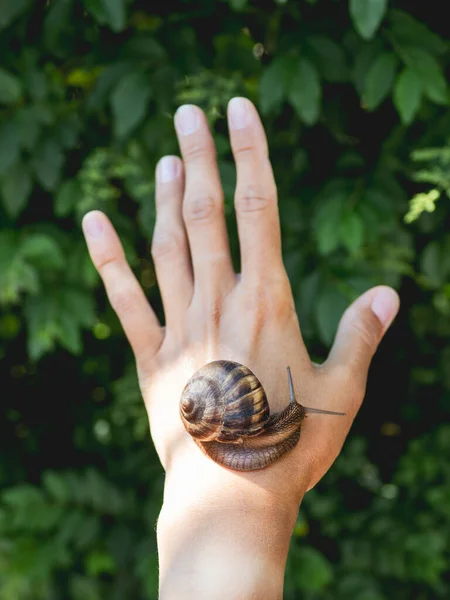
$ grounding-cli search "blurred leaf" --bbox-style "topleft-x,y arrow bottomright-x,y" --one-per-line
407,50 -> 449,105
350,0 -> 388,40
314,188 -> 347,255
85,550 -> 115,576
393,68 -> 422,124
229,0 -> 248,10
110,71 -> 152,138
0,161 -> 32,218
389,10 -> 447,56
0,122 -> 20,176
31,139 -> 64,191
294,546 -> 333,591
363,52 -> 398,110
42,471 -> 70,503
307,35 -> 349,82
420,241 -> 450,288
259,56 -> 295,114
315,286 -> 349,345
100,0 -> 126,31
43,0 -> 75,57
55,179 -> 81,217
19,235 -> 65,270
0,69 -> 23,105
83,0 -> 126,31
0,0 -> 31,30
340,211 -> 365,255
352,39 -> 384,95
288,57 -> 321,125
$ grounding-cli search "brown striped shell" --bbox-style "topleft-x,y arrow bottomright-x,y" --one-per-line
180,360 -> 345,471
180,361 -> 270,443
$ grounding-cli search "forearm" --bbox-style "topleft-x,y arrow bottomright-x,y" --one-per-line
157,474 -> 302,600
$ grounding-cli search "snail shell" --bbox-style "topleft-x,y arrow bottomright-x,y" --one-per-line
180,360 -> 345,471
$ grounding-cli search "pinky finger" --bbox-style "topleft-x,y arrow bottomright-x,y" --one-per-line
82,211 -> 163,367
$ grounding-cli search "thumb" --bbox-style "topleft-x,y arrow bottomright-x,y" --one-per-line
326,286 -> 400,379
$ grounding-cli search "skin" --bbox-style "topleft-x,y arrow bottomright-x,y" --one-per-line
82,97 -> 400,599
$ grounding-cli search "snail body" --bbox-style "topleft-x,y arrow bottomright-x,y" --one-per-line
180,360 -> 345,471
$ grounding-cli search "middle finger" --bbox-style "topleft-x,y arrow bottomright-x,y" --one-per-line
174,105 -> 235,294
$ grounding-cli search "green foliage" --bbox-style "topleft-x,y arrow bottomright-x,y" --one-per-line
1,1 -> 450,598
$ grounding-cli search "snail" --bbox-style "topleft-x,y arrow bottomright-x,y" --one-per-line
179,360 -> 345,471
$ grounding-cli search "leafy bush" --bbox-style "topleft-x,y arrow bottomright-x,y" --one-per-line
1,1 -> 450,598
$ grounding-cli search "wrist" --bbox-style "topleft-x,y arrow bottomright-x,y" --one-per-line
157,459 -> 305,600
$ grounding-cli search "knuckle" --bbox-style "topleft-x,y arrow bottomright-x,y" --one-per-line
235,185 -> 274,214
183,194 -> 218,224
253,276 -> 294,319
233,144 -> 255,158
348,314 -> 381,353
151,229 -> 185,260
183,142 -> 209,163
108,287 -> 141,315
95,254 -> 118,273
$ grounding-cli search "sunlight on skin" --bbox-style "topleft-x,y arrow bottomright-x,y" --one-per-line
82,97 -> 400,599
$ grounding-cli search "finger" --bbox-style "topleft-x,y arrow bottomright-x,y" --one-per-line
174,104 -> 235,292
227,97 -> 283,282
82,211 -> 163,365
325,286 -> 400,385
152,155 -> 194,324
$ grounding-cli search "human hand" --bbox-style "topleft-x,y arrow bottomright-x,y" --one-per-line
82,98 -> 399,599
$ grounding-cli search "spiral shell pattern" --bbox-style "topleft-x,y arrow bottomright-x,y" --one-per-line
180,360 -> 270,442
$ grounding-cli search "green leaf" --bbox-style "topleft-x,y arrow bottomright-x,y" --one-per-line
288,58 -> 321,125
85,550 -> 115,576
307,36 -> 349,82
42,471 -> 70,503
0,121 -> 20,176
393,68 -> 422,124
340,211 -> 365,255
314,189 -> 347,255
363,52 -> 398,110
419,241 -> 450,288
350,0 -> 388,40
0,68 -> 23,105
352,39 -> 384,95
20,234 -> 65,270
0,0 -> 31,30
55,179 -> 81,217
59,288 -> 96,329
259,56 -> 296,115
101,0 -> 126,31
25,295 -> 60,360
389,10 -> 447,57
1,161 -> 32,218
295,546 -> 333,591
43,0 -> 75,57
407,50 -> 449,105
16,106 -> 45,149
229,0 -> 248,10
58,310 -> 83,354
315,287 -> 349,346
110,71 -> 152,139
31,138 -> 64,191
84,0 -> 126,31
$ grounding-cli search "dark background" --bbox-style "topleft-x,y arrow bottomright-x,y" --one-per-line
1,1 -> 450,598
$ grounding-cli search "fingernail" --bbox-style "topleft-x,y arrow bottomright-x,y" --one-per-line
371,288 -> 400,328
83,212 -> 104,238
228,97 -> 249,130
157,156 -> 180,183
175,105 -> 201,136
